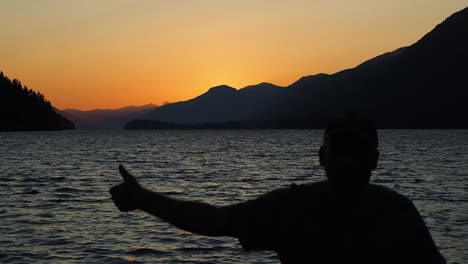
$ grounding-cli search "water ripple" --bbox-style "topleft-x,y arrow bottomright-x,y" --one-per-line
0,130 -> 466,263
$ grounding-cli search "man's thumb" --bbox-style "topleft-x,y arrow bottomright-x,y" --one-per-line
119,164 -> 138,185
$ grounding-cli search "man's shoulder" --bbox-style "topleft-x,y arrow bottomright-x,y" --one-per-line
290,181 -> 328,192
367,183 -> 415,208
248,181 -> 327,207
277,181 -> 328,200
368,183 -> 408,197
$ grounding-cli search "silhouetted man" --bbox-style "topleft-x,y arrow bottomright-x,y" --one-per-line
110,114 -> 445,263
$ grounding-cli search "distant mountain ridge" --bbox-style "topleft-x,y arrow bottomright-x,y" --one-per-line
127,7 -> 468,129
61,104 -> 157,129
143,82 -> 286,124
0,71 -> 75,131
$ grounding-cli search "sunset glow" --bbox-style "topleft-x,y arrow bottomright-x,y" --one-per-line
1,0 -> 466,110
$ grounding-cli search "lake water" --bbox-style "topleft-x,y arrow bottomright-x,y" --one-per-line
0,130 -> 467,263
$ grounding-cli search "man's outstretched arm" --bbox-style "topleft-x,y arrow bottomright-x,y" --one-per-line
110,165 -> 234,237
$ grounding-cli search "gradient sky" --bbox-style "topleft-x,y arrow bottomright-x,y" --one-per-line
1,1 -> 466,110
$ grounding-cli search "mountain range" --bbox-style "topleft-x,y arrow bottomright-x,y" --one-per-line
3,7 -> 466,131
143,83 -> 286,123
128,7 -> 468,129
60,104 -> 157,130
266,7 -> 468,128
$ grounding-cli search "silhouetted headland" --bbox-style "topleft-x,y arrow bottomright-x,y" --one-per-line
0,71 -> 75,131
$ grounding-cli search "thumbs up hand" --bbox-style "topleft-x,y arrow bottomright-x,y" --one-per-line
110,164 -> 144,212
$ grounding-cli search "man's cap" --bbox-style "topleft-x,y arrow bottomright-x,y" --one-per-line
323,113 -> 378,148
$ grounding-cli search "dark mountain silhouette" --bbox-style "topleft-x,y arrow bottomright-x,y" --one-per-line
0,71 -> 75,131
61,104 -> 157,129
143,83 -> 286,124
264,7 -> 468,128
127,7 -> 467,129
125,119 -> 259,130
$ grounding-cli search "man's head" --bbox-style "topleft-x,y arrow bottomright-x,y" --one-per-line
319,113 -> 379,192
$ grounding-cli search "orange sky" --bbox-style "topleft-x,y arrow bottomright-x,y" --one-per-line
1,1 -> 466,110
